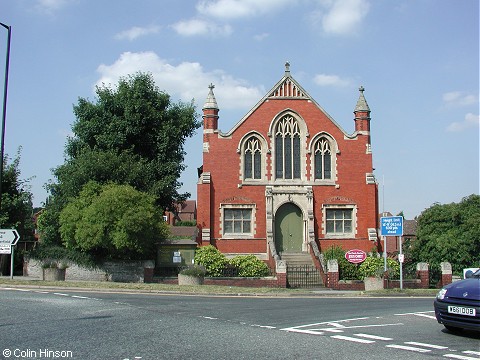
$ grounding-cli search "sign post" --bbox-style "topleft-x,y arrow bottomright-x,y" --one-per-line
0,229 -> 20,279
380,217 -> 404,289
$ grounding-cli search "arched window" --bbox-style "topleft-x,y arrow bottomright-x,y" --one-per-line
244,136 -> 262,180
275,116 -> 301,179
314,138 -> 331,180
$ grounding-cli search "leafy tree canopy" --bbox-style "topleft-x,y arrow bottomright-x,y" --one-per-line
59,182 -> 169,260
410,194 -> 480,274
0,150 -> 35,275
0,149 -> 34,240
40,72 -> 200,245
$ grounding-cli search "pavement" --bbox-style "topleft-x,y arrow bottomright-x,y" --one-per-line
0,275 -> 437,297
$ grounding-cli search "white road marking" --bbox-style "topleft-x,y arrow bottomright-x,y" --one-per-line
53,292 -> 70,297
331,335 -> 375,344
463,351 -> 480,356
413,313 -> 437,319
355,333 -> 393,341
405,341 -> 448,349
281,328 -> 325,335
251,324 -> 276,329
444,354 -> 480,360
386,344 -> 431,353
71,295 -> 91,299
282,317 -> 370,330
201,316 -> 218,320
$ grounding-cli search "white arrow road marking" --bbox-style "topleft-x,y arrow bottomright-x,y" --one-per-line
331,335 -> 375,344
386,344 -> 431,353
394,311 -> 436,319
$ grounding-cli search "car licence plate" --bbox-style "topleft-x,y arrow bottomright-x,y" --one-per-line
448,306 -> 476,316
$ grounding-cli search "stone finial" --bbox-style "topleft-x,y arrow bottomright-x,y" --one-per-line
203,83 -> 218,110
354,85 -> 370,112
285,61 -> 290,74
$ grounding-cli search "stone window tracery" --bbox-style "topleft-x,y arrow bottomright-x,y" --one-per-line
275,116 -> 301,180
314,138 -> 332,180
244,136 -> 262,180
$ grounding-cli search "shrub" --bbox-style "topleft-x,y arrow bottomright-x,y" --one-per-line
385,258 -> 400,279
323,245 -> 362,280
338,258 -> 362,280
359,257 -> 385,278
29,244 -> 97,269
179,264 -> 206,277
228,255 -> 270,277
193,245 -> 228,277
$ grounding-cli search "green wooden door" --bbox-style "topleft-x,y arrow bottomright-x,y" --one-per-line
275,203 -> 303,253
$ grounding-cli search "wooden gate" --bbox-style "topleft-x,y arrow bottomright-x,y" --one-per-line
286,265 -> 323,288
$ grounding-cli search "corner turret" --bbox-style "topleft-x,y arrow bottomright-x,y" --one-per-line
203,83 -> 219,131
354,86 -> 371,133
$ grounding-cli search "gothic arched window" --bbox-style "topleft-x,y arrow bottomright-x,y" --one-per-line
275,116 -> 301,179
314,138 -> 332,180
244,136 -> 262,180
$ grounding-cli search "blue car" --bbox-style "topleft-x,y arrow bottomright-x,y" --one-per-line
434,269 -> 480,332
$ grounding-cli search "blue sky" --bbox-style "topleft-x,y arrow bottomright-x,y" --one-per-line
1,0 -> 478,219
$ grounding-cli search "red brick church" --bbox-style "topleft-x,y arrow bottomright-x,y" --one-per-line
197,63 -> 379,270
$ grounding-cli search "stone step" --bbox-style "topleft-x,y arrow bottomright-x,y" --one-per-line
281,253 -> 315,266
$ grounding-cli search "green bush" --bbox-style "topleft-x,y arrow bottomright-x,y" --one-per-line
28,244 -> 97,269
193,245 -> 228,277
179,264 -> 206,277
338,258 -> 361,280
323,245 -> 361,280
385,258 -> 400,279
228,255 -> 270,277
359,257 -> 385,278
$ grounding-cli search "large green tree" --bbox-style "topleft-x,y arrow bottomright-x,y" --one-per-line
0,150 -> 35,274
410,194 -> 480,274
59,182 -> 168,260
39,72 -> 200,245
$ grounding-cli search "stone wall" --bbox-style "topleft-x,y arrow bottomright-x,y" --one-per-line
24,258 -> 155,283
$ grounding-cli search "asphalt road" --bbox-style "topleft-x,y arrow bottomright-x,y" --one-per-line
1,287 -> 479,360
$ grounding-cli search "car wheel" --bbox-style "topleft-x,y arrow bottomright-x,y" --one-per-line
444,325 -> 462,333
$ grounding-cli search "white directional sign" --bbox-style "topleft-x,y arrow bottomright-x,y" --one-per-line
0,229 -> 20,246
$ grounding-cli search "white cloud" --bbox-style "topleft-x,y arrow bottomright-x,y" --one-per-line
95,51 -> 263,110
253,33 -> 269,41
114,25 -> 160,41
313,73 -> 352,87
446,113 -> 480,132
171,19 -> 232,37
312,0 -> 370,35
196,0 -> 294,20
442,91 -> 477,107
35,0 -> 69,14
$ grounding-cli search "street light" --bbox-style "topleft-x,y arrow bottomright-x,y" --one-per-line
0,22 -> 11,212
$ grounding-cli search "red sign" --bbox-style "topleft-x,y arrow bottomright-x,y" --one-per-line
345,249 -> 367,264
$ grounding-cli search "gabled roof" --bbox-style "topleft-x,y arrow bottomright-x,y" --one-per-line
221,62 -> 354,138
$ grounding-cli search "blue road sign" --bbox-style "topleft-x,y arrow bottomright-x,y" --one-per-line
380,216 -> 403,236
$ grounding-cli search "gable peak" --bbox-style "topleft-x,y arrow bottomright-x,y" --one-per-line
269,63 -> 309,99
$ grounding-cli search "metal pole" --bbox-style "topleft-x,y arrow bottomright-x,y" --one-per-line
10,245 -> 13,279
0,23 -> 11,212
399,235 -> 403,290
